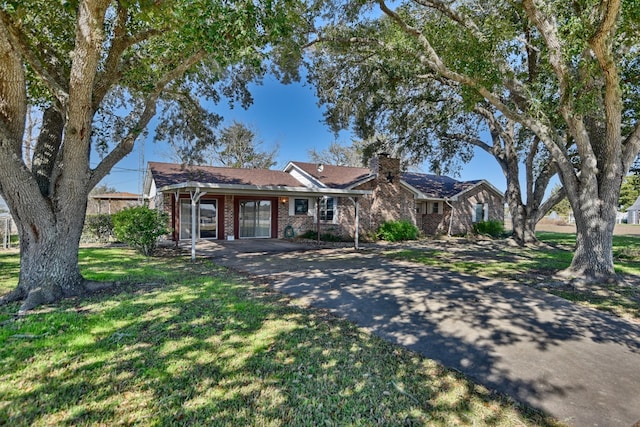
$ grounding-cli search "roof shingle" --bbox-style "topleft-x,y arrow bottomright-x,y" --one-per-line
289,162 -> 372,189
148,162 -> 302,189
401,172 -> 481,199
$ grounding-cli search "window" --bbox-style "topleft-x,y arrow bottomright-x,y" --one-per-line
294,198 -> 309,215
432,202 -> 440,214
320,197 -> 334,221
473,203 -> 488,223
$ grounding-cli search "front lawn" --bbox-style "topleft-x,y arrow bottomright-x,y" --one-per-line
387,232 -> 640,321
0,248 -> 559,426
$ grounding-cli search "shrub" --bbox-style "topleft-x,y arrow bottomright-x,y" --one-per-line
377,220 -> 419,242
112,206 -> 169,256
472,220 -> 505,238
84,214 -> 114,242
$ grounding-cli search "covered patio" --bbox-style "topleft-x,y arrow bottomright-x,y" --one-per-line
156,181 -> 372,261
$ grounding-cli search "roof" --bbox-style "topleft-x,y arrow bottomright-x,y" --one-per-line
401,172 -> 483,199
288,162 -> 372,189
627,195 -> 640,211
147,161 -> 372,198
90,192 -> 140,200
146,160 -> 501,201
148,162 -> 302,188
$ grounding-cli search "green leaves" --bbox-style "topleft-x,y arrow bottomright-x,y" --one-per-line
112,206 -> 170,256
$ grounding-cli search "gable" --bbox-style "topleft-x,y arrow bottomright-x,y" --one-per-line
286,162 -> 373,189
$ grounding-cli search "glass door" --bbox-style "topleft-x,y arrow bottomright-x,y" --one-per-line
239,200 -> 271,238
199,201 -> 217,239
179,200 -> 192,240
179,200 -> 217,240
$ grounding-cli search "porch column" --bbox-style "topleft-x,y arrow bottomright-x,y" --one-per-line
316,196 -> 322,244
190,189 -> 206,262
349,197 -> 360,250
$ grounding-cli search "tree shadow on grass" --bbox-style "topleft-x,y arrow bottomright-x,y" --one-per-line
0,258 -> 558,426
226,248 -> 640,427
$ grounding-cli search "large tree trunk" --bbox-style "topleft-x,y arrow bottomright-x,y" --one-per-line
565,202 -> 616,281
560,155 -> 622,281
0,150 -> 92,311
510,203 -> 538,245
14,214 -> 87,312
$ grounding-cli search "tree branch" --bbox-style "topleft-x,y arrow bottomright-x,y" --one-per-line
525,137 -> 540,205
305,36 -> 386,50
520,0 -> 570,105
89,50 -> 206,188
0,10 -> 69,109
588,0 -> 622,180
0,20 -> 25,156
537,186 -> 565,222
413,0 -> 485,42
31,106 -> 64,198
93,3 -> 163,110
622,123 -> 640,173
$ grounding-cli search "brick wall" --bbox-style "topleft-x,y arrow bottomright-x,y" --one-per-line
420,203 -> 453,236
338,155 -> 416,239
368,154 -> 416,230
224,195 -> 234,239
450,185 -> 504,235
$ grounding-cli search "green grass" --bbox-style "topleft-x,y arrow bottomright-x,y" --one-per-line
0,251 -> 20,292
387,232 -> 640,321
0,247 -> 559,426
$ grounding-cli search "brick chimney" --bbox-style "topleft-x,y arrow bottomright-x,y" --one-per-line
370,153 -> 400,185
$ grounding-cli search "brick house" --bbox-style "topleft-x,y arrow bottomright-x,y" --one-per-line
87,192 -> 142,215
144,154 -> 503,242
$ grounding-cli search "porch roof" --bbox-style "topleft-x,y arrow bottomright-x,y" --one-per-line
158,181 -> 372,198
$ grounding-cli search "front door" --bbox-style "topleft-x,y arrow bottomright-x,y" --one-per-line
239,200 -> 271,238
199,202 -> 217,239
179,200 -> 218,240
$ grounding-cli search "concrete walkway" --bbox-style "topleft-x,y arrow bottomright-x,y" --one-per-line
199,240 -> 640,426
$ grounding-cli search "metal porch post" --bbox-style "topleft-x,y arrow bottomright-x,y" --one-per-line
349,197 -> 359,250
190,189 -> 206,262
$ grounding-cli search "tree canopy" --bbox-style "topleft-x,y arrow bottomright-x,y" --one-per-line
216,121 -> 279,169
165,120 -> 279,169
310,0 -> 640,280
0,0 -> 311,311
307,140 -> 365,167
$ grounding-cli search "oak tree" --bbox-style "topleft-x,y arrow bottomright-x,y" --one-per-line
311,0 -> 640,281
0,0 -> 309,311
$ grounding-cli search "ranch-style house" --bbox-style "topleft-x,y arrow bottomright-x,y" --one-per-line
143,154 -> 504,242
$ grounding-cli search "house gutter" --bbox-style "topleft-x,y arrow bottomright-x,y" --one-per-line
159,181 -> 372,198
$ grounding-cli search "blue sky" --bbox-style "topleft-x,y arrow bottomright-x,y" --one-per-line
96,75 -> 507,195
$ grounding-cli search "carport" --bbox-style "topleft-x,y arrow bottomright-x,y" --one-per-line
158,181 -> 372,261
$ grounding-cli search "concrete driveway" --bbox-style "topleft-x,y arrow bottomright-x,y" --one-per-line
200,241 -> 640,427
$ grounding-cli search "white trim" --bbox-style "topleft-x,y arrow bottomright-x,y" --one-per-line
282,162 -> 327,188
159,181 -> 371,198
290,197 -> 312,216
